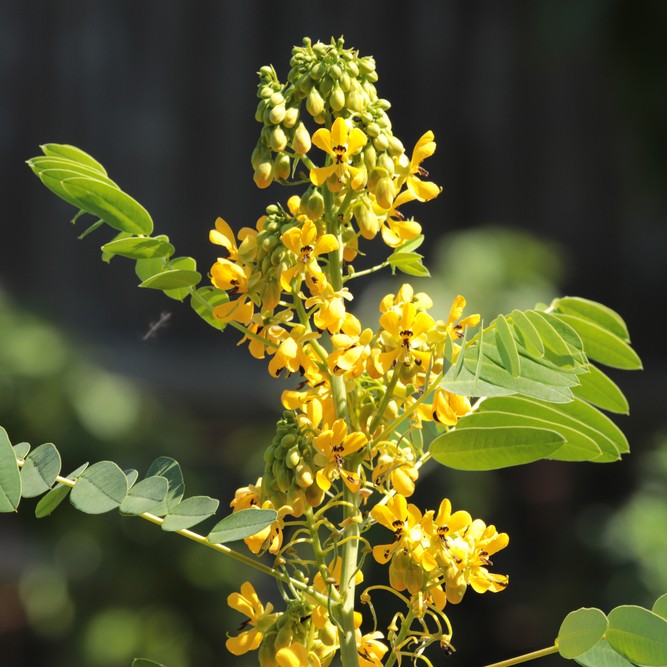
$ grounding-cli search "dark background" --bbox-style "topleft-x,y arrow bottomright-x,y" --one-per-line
1,1 -> 666,666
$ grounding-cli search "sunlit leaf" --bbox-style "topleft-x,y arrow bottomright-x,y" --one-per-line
555,313 -> 642,370
553,296 -> 630,342
0,427 -> 21,512
20,443 -> 62,498
575,639 -> 635,667
557,607 -> 608,659
208,508 -> 278,544
139,269 -> 201,291
495,314 -> 520,377
161,496 -> 219,532
430,425 -> 564,470
60,177 -> 153,235
70,461 -> 128,514
606,605 -> 667,666
510,309 -> 544,358
102,235 -> 174,261
13,442 -> 31,460
40,143 -> 108,175
653,594 -> 667,621
573,364 -> 630,414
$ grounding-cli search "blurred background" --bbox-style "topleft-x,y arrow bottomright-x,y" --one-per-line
1,1 -> 666,665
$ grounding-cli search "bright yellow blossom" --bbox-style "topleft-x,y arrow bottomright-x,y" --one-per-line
226,581 -> 277,655
310,116 -> 367,191
280,219 -> 339,292
314,418 -> 368,492
402,130 -> 441,202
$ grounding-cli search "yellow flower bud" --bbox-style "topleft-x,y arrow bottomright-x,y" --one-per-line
295,462 -> 314,488
268,104 -> 286,125
304,189 -> 324,221
373,133 -> 389,151
353,200 -> 379,240
269,92 -> 285,107
292,122 -> 311,155
254,161 -> 273,189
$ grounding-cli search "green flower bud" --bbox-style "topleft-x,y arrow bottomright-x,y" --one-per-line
292,122 -> 311,155
268,104 -> 286,125
304,189 -> 324,220
272,153 -> 290,181
346,60 -> 359,78
353,200 -> 379,239
329,84 -> 345,112
269,92 -> 285,107
255,99 -> 268,123
319,74 -> 334,98
283,106 -> 299,128
295,462 -> 314,488
365,122 -> 380,138
270,126 -> 288,152
271,245 -> 287,266
367,167 -> 389,193
387,135 -> 405,157
377,152 -> 395,176
339,71 -> 351,93
358,57 -> 376,74
330,63 -> 343,79
374,175 -> 396,210
363,144 -> 377,170
346,87 -> 365,112
373,133 -> 389,152
286,445 -> 300,469
306,87 -> 325,117
259,85 -> 274,99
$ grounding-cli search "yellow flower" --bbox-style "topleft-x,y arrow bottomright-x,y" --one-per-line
377,190 -> 423,248
441,294 -> 480,340
209,216 -> 258,264
371,441 -> 419,496
268,324 -> 321,380
314,418 -> 368,493
310,116 -> 367,191
328,313 -> 376,378
418,387 -> 471,426
280,219 -> 339,292
241,501 -> 290,555
276,642 -> 320,667
403,130 -> 441,202
304,280 -> 352,334
357,631 -> 388,667
226,581 -> 277,655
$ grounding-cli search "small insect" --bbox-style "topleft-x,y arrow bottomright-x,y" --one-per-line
142,311 -> 172,341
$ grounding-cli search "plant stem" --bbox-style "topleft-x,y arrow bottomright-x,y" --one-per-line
482,646 -> 559,667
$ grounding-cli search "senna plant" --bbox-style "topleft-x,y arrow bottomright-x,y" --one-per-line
2,36 -> 665,667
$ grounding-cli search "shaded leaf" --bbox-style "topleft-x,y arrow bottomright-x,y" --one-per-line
653,594 -> 667,621
557,607 -> 608,659
161,496 -> 219,532
144,457 -> 184,516
119,476 -> 169,516
495,314 -> 520,377
139,269 -> 201,291
13,442 -> 31,460
70,461 -> 128,514
35,462 -> 89,519
132,659 -> 168,667
208,508 -> 278,544
20,443 -> 62,498
0,426 -> 21,512
510,309 -> 544,358
190,286 -> 229,331
430,425 -> 565,470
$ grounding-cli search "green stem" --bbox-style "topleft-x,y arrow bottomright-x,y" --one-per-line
384,609 -> 416,667
48,472 -> 329,607
482,645 -> 559,667
343,260 -> 389,283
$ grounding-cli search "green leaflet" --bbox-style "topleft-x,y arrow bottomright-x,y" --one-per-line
606,605 -> 667,666
429,425 -> 565,471
61,177 -> 153,236
119,476 -> 169,516
495,314 -> 520,377
558,607 -> 608,659
575,640 -> 635,667
102,235 -> 175,261
20,443 -> 61,498
471,396 -> 625,462
454,411 -> 602,462
35,462 -> 89,518
207,508 -> 278,544
572,363 -> 630,414
161,496 -> 219,532
553,296 -> 629,342
70,461 -> 128,514
190,286 -> 229,331
136,257 -> 201,300
510,309 -> 544,357
387,251 -> 430,277
653,593 -> 667,621
0,426 -> 21,512
144,457 -> 185,517
40,143 -> 108,174
132,659 -> 168,667
13,442 -> 31,460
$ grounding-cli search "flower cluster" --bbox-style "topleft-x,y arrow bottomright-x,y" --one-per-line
213,37 -> 509,666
